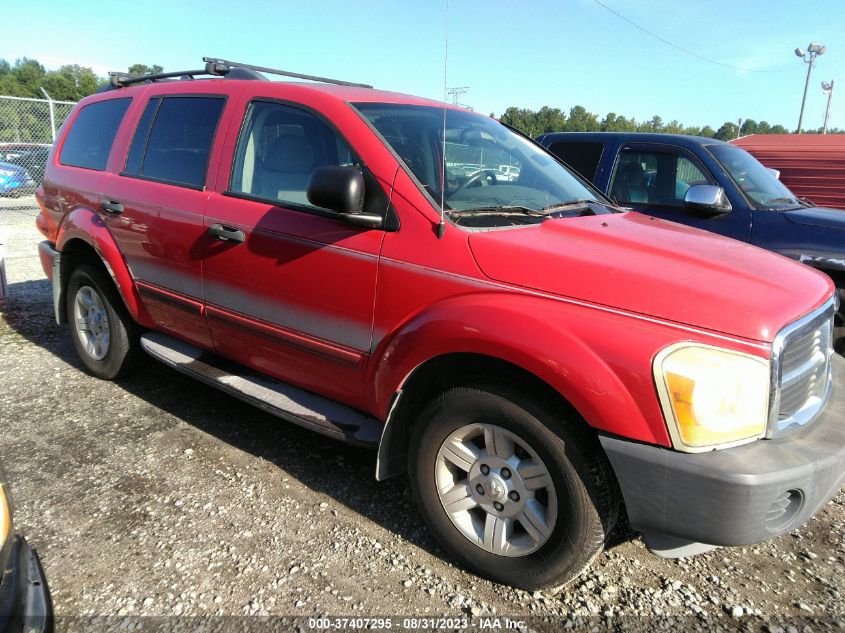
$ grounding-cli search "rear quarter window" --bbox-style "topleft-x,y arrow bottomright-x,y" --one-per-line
59,98 -> 131,171
547,141 -> 604,183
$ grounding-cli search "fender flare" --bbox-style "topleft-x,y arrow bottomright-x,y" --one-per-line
369,292 -> 670,451
56,207 -> 154,327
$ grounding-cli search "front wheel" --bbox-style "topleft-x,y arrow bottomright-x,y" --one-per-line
66,264 -> 139,379
409,383 -> 618,591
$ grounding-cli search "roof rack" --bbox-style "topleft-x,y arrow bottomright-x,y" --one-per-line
102,57 -> 372,92
202,57 -> 373,89
107,67 -> 222,89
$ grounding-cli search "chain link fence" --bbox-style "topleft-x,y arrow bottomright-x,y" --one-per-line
0,95 -> 76,197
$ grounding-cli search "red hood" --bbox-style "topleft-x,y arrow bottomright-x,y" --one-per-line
468,212 -> 833,343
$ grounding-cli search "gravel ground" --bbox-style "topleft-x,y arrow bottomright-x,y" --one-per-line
1,197 -> 844,632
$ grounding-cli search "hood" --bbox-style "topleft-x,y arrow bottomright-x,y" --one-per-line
468,212 -> 832,343
785,206 -> 845,232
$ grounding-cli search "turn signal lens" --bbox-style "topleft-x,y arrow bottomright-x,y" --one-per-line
655,344 -> 770,451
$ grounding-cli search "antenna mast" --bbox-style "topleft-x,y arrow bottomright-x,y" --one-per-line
437,0 -> 449,239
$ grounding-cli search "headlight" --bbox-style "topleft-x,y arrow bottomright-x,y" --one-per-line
0,485 -> 9,552
654,343 -> 770,451
0,169 -> 15,177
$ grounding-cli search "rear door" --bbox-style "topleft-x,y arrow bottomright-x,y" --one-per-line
46,97 -> 133,231
607,142 -> 751,240
201,96 -> 385,407
100,90 -> 230,348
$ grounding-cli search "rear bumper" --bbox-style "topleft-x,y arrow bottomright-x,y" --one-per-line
37,241 -> 62,324
601,354 -> 845,554
0,537 -> 53,633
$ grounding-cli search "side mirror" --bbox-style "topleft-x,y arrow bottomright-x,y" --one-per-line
684,184 -> 731,215
307,166 -> 382,228
767,167 -> 781,180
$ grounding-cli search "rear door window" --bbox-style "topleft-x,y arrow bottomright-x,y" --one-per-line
123,96 -> 225,189
59,98 -> 131,171
547,141 -> 604,182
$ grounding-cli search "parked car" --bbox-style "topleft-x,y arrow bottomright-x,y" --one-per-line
3,147 -> 52,185
35,58 -> 845,591
537,132 -> 845,353
0,161 -> 35,197
0,464 -> 53,632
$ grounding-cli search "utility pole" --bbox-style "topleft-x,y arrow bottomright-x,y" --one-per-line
822,80 -> 835,134
736,118 -> 743,139
447,86 -> 470,109
795,42 -> 827,133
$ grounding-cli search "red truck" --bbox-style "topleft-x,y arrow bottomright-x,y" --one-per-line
34,58 -> 845,591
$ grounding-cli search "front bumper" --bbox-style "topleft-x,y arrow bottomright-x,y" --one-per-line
601,354 -> 845,555
0,537 -> 53,633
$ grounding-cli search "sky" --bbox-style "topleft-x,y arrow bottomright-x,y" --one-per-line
2,0 -> 844,131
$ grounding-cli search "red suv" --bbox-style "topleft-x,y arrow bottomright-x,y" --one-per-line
35,58 -> 845,591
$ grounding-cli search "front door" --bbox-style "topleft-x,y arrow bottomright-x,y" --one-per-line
608,143 -> 751,241
202,98 -> 384,408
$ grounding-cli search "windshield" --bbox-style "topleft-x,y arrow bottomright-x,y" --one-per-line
353,103 -> 607,226
707,144 -> 803,210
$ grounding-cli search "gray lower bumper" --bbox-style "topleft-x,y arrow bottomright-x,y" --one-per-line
601,354 -> 845,553
0,537 -> 53,633
37,241 -> 62,324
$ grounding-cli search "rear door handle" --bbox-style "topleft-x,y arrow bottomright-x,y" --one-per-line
209,223 -> 245,244
101,200 -> 124,214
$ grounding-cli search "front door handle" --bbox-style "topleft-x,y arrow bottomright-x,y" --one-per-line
101,200 -> 124,214
209,223 -> 246,244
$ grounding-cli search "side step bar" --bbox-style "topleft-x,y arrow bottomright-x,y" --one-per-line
140,332 -> 382,447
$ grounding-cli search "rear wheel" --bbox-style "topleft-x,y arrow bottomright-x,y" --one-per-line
409,383 -> 618,591
66,264 -> 139,379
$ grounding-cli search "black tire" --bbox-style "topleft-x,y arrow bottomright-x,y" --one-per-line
66,263 -> 139,379
408,382 -> 619,591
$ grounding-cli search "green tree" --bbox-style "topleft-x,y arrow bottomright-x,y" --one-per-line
770,124 -> 789,134
42,65 -> 99,101
565,105 -> 598,132
535,106 -> 567,134
664,119 -> 684,134
128,64 -> 164,76
699,125 -> 716,137
0,58 -> 46,97
741,118 -> 758,135
498,107 -> 541,137
714,121 -> 739,140
601,112 -> 637,132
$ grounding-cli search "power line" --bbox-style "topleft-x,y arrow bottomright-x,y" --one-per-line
591,0 -> 793,73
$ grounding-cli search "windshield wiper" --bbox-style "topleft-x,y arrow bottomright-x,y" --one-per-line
540,199 -> 595,211
540,199 -> 619,215
765,196 -> 802,206
446,205 -> 549,219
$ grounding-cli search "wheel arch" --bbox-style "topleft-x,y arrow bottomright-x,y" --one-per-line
56,208 -> 153,327
376,352 -> 589,480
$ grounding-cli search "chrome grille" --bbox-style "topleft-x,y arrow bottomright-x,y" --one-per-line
768,297 -> 836,437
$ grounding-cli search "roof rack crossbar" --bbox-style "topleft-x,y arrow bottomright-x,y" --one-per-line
202,57 -> 372,89
109,67 -> 226,88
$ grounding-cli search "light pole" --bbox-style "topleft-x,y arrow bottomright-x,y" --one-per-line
822,80 -> 835,134
795,42 -> 827,133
